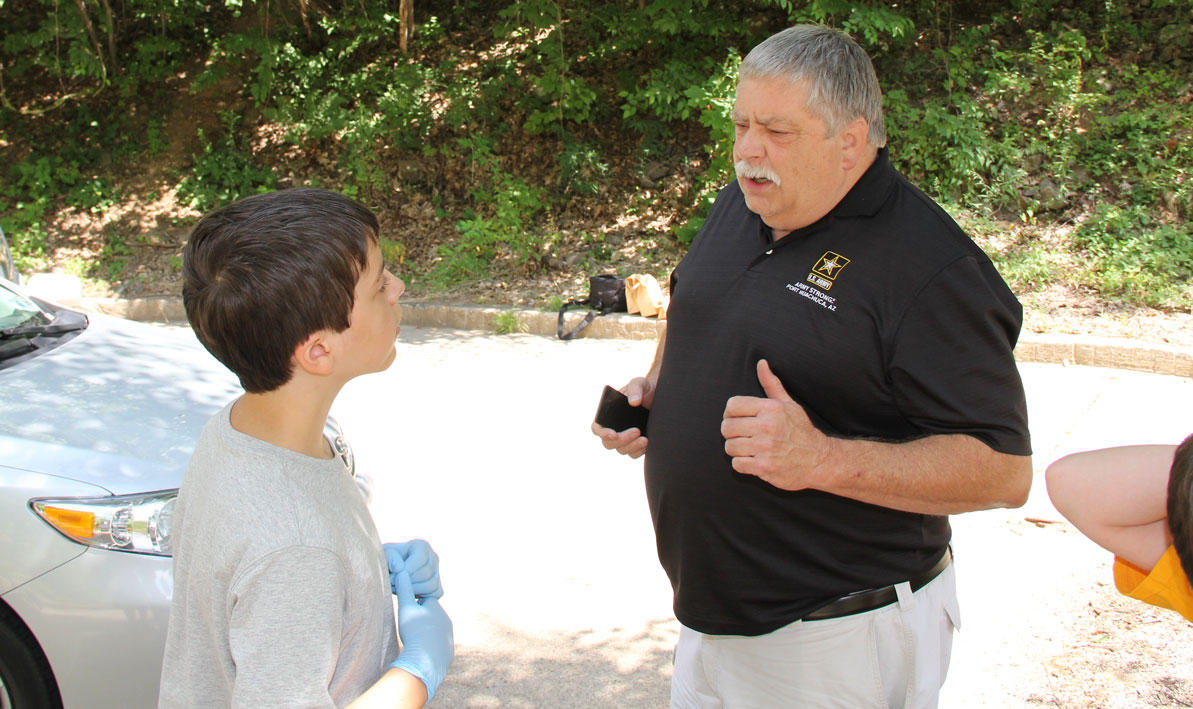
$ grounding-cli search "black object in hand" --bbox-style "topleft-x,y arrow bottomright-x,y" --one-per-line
594,385 -> 650,436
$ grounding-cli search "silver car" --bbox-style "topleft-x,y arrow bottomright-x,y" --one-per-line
0,272 -> 357,708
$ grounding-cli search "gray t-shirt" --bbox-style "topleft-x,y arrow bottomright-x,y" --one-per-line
160,401 -> 399,707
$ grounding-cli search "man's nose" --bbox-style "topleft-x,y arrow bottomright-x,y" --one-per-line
734,124 -> 763,160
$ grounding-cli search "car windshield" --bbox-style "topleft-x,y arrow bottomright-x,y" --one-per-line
0,281 -> 51,331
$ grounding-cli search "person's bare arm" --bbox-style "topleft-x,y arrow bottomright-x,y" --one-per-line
348,668 -> 427,709
721,360 -> 1033,514
1046,444 -> 1175,571
591,325 -> 666,458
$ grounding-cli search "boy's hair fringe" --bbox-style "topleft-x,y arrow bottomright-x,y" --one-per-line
1167,432 -> 1193,583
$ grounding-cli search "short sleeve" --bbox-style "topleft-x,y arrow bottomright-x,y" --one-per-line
227,546 -> 347,708
888,256 -> 1031,455
1114,555 -> 1150,596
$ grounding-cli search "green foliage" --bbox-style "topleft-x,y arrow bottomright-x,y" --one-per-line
493,310 -> 529,335
62,257 -> 90,277
1,0 -> 110,97
0,0 -> 215,113
622,49 -> 741,190
421,132 -> 555,287
1073,205 -> 1193,309
96,228 -> 134,281
71,179 -> 119,214
1,151 -> 85,271
191,10 -> 438,201
177,110 -> 275,212
1,0 -> 1191,311
788,0 -> 916,47
145,117 -> 168,156
672,213 -> 707,248
496,0 -> 601,136
436,179 -> 547,283
1075,64 -> 1193,220
558,137 -> 609,195
0,215 -> 50,274
380,239 -> 407,268
994,243 -> 1065,293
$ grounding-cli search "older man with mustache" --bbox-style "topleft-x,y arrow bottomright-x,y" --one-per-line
593,24 -> 1033,708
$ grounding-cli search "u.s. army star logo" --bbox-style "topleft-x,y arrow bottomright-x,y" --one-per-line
813,251 -> 850,279
807,251 -> 850,291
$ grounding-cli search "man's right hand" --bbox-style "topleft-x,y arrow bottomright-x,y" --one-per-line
591,377 -> 654,459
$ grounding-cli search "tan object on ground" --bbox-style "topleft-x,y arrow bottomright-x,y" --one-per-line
626,274 -> 666,318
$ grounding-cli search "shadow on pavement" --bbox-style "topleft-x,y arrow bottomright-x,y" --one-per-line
436,619 -> 676,708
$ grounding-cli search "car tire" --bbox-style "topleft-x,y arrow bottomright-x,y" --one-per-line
0,604 -> 62,709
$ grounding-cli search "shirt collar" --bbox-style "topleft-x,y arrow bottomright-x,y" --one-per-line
753,147 -> 897,244
831,146 -> 896,218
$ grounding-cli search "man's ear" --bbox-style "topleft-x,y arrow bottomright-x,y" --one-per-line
293,331 -> 335,377
839,117 -> 871,171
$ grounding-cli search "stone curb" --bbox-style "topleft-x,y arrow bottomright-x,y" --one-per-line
82,297 -> 1193,379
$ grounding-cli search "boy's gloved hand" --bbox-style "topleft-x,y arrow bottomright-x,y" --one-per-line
384,540 -> 442,600
390,568 -> 454,703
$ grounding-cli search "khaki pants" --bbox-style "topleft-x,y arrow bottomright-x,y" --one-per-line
671,564 -> 960,709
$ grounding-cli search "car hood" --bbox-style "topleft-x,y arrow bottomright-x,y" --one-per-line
0,312 -> 241,494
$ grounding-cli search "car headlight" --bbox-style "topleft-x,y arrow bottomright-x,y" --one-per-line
31,489 -> 177,556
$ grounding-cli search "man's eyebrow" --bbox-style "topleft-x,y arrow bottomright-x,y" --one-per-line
731,111 -> 800,130
758,116 -> 799,130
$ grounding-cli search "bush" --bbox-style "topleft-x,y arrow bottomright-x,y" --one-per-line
1074,205 -> 1193,309
177,111 -> 276,212
0,0 -> 1189,311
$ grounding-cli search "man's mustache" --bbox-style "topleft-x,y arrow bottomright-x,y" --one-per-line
734,161 -> 782,187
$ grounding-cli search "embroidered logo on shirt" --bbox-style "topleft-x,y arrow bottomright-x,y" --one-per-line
807,251 -> 850,291
784,251 -> 848,312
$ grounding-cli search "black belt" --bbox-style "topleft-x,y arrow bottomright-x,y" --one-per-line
802,548 -> 952,622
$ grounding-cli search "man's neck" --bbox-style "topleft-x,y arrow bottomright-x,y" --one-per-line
229,385 -> 339,459
770,146 -> 879,241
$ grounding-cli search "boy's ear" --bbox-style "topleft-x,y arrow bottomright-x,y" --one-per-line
293,331 -> 335,376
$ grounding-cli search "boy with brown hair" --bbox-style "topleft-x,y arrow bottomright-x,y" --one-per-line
160,188 -> 454,707
1046,433 -> 1193,622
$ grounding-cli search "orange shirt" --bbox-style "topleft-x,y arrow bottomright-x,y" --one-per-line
1114,545 -> 1193,623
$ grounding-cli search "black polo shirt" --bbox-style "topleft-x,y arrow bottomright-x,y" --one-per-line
644,148 -> 1031,637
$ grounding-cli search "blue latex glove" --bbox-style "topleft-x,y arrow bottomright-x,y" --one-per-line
384,540 -> 443,600
390,568 -> 454,703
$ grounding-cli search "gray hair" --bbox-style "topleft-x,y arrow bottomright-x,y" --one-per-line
740,25 -> 886,147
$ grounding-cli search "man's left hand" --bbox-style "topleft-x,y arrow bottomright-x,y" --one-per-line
721,359 -> 834,491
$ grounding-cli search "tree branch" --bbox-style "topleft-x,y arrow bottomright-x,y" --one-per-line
72,0 -> 109,83
98,0 -> 119,74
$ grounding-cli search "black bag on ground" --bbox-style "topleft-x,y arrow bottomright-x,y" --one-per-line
557,275 -> 627,340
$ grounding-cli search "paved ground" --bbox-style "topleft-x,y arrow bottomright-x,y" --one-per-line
321,324 -> 1193,708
